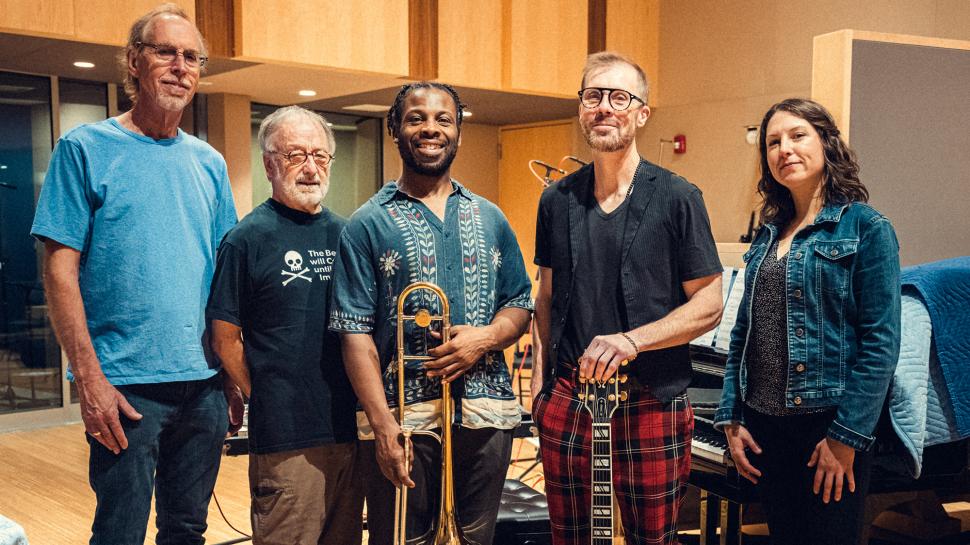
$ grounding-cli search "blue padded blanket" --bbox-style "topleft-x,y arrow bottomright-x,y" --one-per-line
888,293 -> 961,478
900,256 -> 970,438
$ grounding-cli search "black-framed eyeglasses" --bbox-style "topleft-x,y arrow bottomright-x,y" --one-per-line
578,87 -> 645,111
136,42 -> 208,69
270,150 -> 335,169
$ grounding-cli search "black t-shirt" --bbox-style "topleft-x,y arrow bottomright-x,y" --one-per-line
206,199 -> 356,453
558,195 -> 630,368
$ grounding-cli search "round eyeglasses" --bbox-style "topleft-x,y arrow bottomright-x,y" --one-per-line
578,87 -> 645,111
270,150 -> 335,169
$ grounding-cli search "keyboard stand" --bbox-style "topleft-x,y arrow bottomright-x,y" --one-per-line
699,489 -> 743,545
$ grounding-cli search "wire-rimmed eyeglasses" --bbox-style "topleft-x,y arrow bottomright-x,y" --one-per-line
136,42 -> 208,69
269,150 -> 335,169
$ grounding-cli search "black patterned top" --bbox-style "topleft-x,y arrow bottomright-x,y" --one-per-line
746,239 -> 825,415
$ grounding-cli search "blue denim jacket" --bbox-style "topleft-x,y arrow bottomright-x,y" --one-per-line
714,202 -> 901,450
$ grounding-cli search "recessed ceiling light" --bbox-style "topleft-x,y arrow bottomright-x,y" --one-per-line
73,61 -> 95,69
343,103 -> 390,113
462,110 -> 473,118
298,89 -> 317,97
0,165 -> 7,170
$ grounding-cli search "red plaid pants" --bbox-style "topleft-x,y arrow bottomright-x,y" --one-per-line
533,374 -> 693,545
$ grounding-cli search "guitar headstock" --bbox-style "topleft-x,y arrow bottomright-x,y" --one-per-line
577,361 -> 630,421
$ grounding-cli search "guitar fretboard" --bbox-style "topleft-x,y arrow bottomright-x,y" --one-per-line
591,421 -> 613,545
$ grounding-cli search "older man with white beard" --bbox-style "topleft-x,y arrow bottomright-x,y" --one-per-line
207,106 -> 362,545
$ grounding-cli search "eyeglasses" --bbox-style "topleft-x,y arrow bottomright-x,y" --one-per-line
270,150 -> 335,169
578,87 -> 645,111
136,42 -> 208,69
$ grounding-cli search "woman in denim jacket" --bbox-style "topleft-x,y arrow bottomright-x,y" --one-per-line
714,98 -> 901,545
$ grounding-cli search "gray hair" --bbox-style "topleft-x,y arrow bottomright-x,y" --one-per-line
258,106 -> 336,155
118,3 -> 207,103
581,51 -> 650,104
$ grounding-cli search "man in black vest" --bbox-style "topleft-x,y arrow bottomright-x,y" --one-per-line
531,51 -> 724,545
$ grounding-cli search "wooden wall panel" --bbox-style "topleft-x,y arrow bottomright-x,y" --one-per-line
196,0 -> 234,57
437,0 -> 503,89
0,0 -> 74,38
811,30 -> 854,141
73,0 -> 197,45
235,0 -> 409,75
409,0 -> 438,79
605,0 -> 660,105
504,0 -> 587,97
498,121 -> 577,286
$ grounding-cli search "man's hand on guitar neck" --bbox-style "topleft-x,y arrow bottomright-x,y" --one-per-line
579,332 -> 638,382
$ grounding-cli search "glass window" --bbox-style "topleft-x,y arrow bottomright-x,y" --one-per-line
0,71 -> 58,415
250,104 -> 381,218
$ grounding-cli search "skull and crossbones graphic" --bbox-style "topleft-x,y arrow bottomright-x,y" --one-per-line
281,250 -> 312,286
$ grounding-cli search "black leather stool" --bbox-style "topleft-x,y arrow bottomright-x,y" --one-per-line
494,479 -> 551,545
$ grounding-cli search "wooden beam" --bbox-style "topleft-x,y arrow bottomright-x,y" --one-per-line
409,0 -> 438,80
588,0 -> 607,54
195,0 -> 234,58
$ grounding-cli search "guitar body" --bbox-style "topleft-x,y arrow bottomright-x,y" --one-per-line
578,372 -> 628,545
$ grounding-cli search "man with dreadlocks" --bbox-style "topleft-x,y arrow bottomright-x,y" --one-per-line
330,82 -> 533,544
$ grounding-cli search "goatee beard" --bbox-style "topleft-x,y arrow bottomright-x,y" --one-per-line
583,129 -> 634,153
398,139 -> 457,177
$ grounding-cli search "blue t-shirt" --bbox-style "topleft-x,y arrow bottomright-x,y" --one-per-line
31,118 -> 237,385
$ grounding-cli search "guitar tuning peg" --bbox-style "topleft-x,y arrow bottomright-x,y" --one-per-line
608,394 -> 616,401
578,393 -> 586,401
620,391 -> 628,401
619,374 -> 628,384
620,359 -> 629,367
608,377 -> 616,384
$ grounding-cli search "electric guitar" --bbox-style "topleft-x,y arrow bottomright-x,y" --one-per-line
578,363 -> 629,545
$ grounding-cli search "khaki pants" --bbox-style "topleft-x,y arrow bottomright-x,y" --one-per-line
249,442 -> 363,545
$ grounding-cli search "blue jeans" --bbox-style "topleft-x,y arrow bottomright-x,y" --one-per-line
87,375 -> 228,545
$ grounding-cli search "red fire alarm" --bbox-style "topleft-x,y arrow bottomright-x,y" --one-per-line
673,134 -> 687,154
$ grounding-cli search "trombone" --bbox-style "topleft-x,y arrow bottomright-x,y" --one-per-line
393,282 -> 464,545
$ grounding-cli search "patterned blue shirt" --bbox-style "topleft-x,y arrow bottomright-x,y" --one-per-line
330,181 -> 533,433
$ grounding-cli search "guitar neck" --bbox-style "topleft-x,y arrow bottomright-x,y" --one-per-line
591,420 -> 613,545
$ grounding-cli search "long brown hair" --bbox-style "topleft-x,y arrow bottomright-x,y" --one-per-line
757,98 -> 868,225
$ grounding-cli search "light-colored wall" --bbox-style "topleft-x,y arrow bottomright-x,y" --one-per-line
641,0 -> 970,242
382,121 -> 501,204
207,93 -> 253,216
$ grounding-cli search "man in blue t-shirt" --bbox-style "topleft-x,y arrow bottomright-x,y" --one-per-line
30,6 -> 238,545
207,106 -> 362,544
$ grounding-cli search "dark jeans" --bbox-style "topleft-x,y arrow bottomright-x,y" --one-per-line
743,404 -> 873,545
87,375 -> 228,545
361,426 -> 513,545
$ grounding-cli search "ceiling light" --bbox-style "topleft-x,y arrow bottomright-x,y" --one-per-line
462,110 -> 473,118
73,61 -> 95,69
198,81 -> 214,86
343,103 -> 390,113
298,89 -> 317,97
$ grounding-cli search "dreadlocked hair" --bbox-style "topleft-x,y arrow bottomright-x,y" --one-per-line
386,82 -> 466,137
